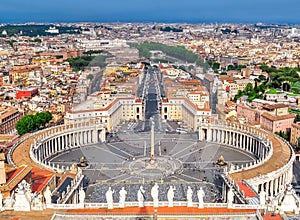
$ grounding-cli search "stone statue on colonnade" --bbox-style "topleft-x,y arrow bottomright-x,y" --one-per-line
106,187 -> 114,209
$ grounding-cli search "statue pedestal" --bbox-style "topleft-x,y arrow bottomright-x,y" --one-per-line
187,201 -> 193,207
107,203 -> 113,209
14,193 -> 31,211
150,158 -> 155,165
138,201 -> 144,208
78,203 -> 85,209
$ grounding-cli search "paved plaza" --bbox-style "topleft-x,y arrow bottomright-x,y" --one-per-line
49,122 -> 256,203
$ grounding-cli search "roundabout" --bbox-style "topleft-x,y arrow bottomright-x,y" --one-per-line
124,156 -> 183,181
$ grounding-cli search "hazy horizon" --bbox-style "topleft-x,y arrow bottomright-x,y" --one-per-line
1,0 -> 300,24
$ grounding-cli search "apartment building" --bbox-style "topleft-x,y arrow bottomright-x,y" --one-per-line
64,94 -> 143,132
260,104 -> 295,133
0,106 -> 22,134
290,122 -> 300,147
161,97 -> 211,131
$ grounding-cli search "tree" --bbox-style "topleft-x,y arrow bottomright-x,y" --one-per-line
212,62 -> 220,70
258,75 -> 267,81
295,114 -> 300,123
16,111 -> 53,135
245,83 -> 253,94
237,65 -> 246,70
87,74 -> 94,80
33,38 -> 42,43
275,131 -> 288,141
227,65 -> 235,71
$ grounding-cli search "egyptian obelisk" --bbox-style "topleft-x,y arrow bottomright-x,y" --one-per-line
150,117 -> 155,164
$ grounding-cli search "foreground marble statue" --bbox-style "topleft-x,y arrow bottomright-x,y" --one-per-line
187,186 -> 193,207
227,187 -> 234,208
197,187 -> 205,208
3,193 -> 14,209
79,187 -> 86,207
280,185 -> 300,213
259,189 -> 266,206
119,187 -> 127,208
13,180 -> 32,211
106,187 -> 114,209
44,186 -> 52,205
137,186 -> 145,207
151,183 -> 159,207
167,186 -> 175,207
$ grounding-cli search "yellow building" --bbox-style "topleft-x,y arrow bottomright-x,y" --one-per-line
291,122 -> 300,146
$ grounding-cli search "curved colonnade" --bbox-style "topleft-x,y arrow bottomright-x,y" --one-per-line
199,121 -> 295,197
9,122 -> 106,172
9,121 -> 294,199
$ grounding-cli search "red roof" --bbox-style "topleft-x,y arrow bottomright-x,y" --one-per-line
31,168 -> 53,193
237,181 -> 257,198
6,165 -> 27,185
56,173 -> 76,189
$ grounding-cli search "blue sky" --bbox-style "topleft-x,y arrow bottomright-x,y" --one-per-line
1,0 -> 300,23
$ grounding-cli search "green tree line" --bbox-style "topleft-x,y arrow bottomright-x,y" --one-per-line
66,56 -> 95,72
234,80 -> 267,102
135,42 -> 207,68
66,52 -> 113,72
260,65 -> 300,93
16,111 -> 53,135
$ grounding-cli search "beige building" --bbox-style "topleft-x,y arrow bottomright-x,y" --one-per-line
291,122 -> 300,146
222,78 -> 255,98
64,94 -> 143,132
161,97 -> 211,131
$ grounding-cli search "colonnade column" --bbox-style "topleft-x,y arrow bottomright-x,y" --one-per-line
93,129 -> 98,143
274,178 -> 279,195
88,130 -> 91,144
266,181 -> 270,196
243,135 -> 246,150
249,136 -> 252,152
279,175 -> 282,192
233,132 -> 236,147
73,133 -> 76,147
239,134 -> 243,149
55,137 -> 58,153
207,127 -> 212,142
270,179 -> 274,197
